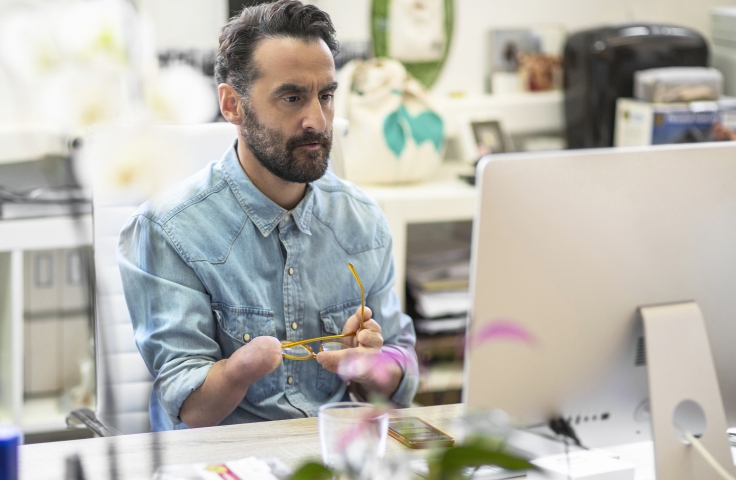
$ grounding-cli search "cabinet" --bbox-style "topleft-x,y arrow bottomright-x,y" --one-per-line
360,164 -> 476,404
0,215 -> 93,433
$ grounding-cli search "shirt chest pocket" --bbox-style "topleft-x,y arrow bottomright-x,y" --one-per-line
317,299 -> 362,395
212,304 -> 280,403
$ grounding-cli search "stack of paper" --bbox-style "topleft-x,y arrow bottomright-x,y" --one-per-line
406,224 -> 471,335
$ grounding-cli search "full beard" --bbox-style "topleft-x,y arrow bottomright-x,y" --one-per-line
240,104 -> 332,184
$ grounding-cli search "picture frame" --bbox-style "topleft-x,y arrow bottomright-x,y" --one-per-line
459,116 -> 511,163
472,120 -> 507,156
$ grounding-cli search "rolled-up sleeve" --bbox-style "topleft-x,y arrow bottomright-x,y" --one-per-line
118,213 -> 218,427
368,224 -> 419,407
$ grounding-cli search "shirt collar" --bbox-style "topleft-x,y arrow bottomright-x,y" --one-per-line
221,142 -> 314,237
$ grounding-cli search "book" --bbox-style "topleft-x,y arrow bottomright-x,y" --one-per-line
412,289 -> 470,319
415,315 -> 467,335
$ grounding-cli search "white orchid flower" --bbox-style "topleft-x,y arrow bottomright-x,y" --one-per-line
145,64 -> 219,124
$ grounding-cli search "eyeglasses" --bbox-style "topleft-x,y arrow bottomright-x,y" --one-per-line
282,262 -> 365,361
281,334 -> 354,360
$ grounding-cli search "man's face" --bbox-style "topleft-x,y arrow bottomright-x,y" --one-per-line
240,36 -> 337,184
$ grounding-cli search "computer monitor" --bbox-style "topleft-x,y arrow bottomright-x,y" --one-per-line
464,142 -> 736,478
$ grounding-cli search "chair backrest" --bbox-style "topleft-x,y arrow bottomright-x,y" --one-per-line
86,123 -> 238,434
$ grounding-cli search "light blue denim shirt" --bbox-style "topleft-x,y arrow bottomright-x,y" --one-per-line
117,143 -> 419,431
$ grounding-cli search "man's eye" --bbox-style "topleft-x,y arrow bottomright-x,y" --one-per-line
284,96 -> 299,103
320,94 -> 334,101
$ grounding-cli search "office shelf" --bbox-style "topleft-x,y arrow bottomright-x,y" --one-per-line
360,163 -> 476,309
21,397 -> 69,434
361,169 -> 476,406
418,361 -> 464,393
434,90 -> 564,138
0,215 -> 93,433
359,92 -> 565,307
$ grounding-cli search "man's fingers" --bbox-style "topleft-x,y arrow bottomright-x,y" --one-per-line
342,306 -> 374,334
354,305 -> 373,323
316,349 -> 348,372
356,329 -> 383,348
361,319 -> 381,333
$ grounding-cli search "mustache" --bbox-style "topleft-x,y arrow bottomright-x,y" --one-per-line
286,131 -> 331,151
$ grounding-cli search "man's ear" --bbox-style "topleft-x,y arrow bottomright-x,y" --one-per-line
218,84 -> 244,125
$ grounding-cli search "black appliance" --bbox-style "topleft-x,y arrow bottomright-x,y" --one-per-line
563,24 -> 708,149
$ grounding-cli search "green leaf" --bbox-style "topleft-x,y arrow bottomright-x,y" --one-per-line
429,444 -> 538,480
288,461 -> 335,480
443,446 -> 536,471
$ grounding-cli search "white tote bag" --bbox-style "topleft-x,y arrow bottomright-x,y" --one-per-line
334,58 -> 444,184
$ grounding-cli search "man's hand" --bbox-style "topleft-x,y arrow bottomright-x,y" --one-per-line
180,335 -> 282,428
316,306 -> 403,398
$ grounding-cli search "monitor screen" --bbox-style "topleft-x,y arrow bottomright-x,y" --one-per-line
464,142 -> 736,449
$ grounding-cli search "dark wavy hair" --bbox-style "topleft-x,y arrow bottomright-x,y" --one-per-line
215,0 -> 339,97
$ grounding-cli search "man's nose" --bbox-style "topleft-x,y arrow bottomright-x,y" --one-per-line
301,96 -> 328,132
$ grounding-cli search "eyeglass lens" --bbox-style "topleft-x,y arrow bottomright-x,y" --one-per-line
283,344 -> 312,358
282,342 -> 349,359
320,342 -> 349,352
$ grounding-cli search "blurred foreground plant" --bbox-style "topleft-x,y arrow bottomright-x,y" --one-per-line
0,0 -> 217,133
426,435 -> 536,480
288,433 -> 536,480
0,0 -> 221,202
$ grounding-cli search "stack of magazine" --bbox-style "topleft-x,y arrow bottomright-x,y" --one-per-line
406,224 -> 471,336
0,155 -> 91,220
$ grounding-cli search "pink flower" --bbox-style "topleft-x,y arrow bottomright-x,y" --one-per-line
337,348 -> 406,388
469,319 -> 537,349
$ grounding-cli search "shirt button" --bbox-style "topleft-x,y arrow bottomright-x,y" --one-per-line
287,376 -> 293,385
291,322 -> 298,330
243,333 -> 251,342
288,267 -> 294,275
284,214 -> 291,222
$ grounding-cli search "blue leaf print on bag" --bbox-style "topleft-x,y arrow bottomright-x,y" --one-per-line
408,110 -> 444,152
383,105 -> 444,158
383,108 -> 407,157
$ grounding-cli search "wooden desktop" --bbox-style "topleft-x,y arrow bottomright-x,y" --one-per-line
20,404 -> 463,480
18,402 -> 671,480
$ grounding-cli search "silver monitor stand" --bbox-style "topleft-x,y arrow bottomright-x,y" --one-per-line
642,302 -> 731,479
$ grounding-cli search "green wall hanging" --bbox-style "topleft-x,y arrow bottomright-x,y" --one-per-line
371,0 -> 454,90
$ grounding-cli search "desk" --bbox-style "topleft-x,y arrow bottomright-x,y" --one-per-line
20,403 -> 672,480
20,404 -> 463,480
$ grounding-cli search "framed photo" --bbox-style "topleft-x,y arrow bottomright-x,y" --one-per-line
472,120 -> 507,156
460,116 -> 511,163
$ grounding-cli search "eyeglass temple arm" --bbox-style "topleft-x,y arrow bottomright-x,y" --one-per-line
280,331 -> 356,349
348,263 -> 365,330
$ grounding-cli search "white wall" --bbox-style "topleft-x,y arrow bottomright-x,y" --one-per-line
311,0 -> 736,96
137,0 -> 229,50
8,0 -> 727,95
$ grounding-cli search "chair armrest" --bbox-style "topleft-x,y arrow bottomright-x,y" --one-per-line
66,408 -> 122,437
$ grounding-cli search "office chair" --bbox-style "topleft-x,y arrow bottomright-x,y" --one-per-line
68,122 -> 238,435
67,119 -> 348,435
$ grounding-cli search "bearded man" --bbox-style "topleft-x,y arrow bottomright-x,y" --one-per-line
118,0 -> 419,431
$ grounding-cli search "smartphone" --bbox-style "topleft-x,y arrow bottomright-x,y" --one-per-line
388,416 -> 455,449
